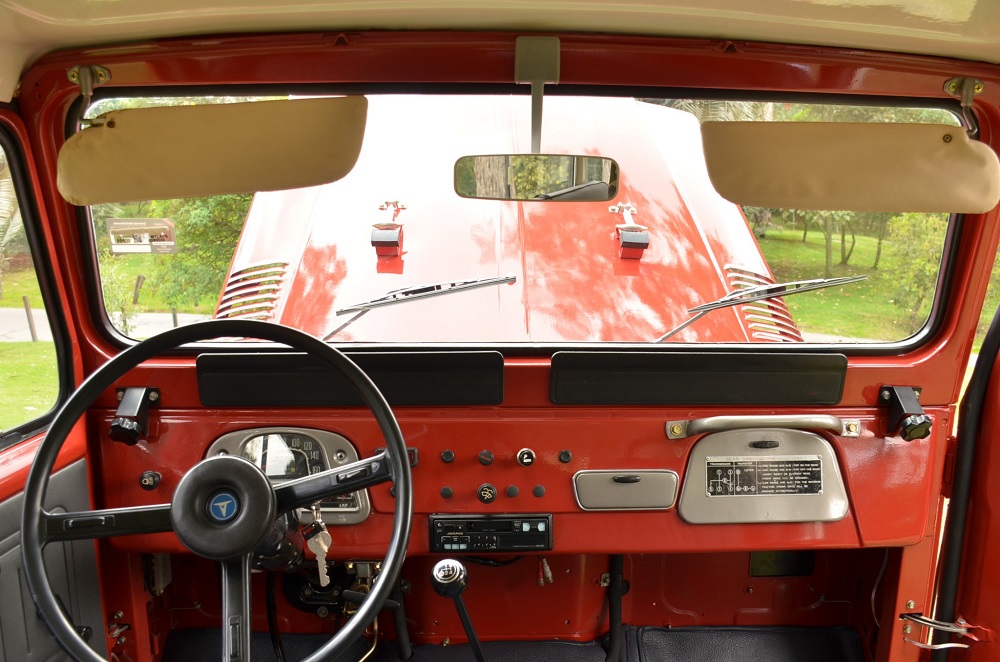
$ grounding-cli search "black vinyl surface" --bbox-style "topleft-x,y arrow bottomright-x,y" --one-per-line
162,625 -> 863,662
628,626 -> 864,662
550,351 -> 848,405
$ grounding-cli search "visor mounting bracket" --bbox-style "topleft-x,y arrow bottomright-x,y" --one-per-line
944,77 -> 983,137
67,65 -> 111,116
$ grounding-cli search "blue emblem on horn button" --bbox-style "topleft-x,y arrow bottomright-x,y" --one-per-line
207,491 -> 239,523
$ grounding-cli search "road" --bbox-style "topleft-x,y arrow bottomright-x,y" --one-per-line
0,307 -> 209,342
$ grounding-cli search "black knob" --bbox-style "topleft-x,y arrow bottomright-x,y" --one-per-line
441,450 -> 455,463
533,485 -> 546,498
506,485 -> 519,498
516,448 -> 536,467
901,414 -> 933,441
440,486 -> 454,499
478,450 -> 494,466
477,483 -> 498,504
110,418 -> 142,445
139,471 -> 161,491
558,450 -> 573,464
431,559 -> 468,598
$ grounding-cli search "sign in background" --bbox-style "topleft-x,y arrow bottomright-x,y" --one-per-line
109,218 -> 177,254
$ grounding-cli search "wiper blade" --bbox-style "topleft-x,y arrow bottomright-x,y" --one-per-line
335,274 -> 516,315
324,274 -> 516,341
655,275 -> 866,342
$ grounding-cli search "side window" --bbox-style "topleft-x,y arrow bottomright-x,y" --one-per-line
0,143 -> 59,435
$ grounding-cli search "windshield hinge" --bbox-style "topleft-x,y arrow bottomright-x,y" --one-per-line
610,203 -> 648,259
372,201 -> 406,257
944,77 -> 983,137
67,65 -> 111,120
900,613 -> 994,650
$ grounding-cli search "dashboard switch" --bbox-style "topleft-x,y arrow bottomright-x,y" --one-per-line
477,483 -> 498,504
441,450 -> 455,463
506,485 -> 519,498
478,450 -> 494,466
516,448 -> 536,466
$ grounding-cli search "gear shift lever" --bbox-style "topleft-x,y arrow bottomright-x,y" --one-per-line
431,559 -> 487,662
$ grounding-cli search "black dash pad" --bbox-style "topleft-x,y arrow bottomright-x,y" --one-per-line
197,351 -> 503,407
550,352 -> 846,405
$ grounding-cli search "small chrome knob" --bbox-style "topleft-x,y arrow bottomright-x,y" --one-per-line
431,559 -> 468,598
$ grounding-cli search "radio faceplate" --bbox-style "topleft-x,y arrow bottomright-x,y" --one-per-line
430,514 -> 553,553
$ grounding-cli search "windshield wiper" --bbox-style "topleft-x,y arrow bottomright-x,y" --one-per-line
324,274 -> 516,340
654,275 -> 866,342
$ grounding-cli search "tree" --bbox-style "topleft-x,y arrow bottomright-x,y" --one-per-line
885,212 -> 950,331
148,194 -> 252,308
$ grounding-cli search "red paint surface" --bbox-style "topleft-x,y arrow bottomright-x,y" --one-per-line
4,29 -> 1000,660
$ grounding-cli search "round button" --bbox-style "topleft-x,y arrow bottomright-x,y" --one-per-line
139,471 -> 161,491
440,486 -> 454,499
478,450 -> 494,466
558,450 -> 573,464
441,450 -> 455,463
477,483 -> 498,504
506,485 -> 519,498
532,485 -> 546,498
206,491 -> 240,523
516,448 -> 536,467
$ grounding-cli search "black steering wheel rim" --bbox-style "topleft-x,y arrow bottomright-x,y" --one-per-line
21,319 -> 413,662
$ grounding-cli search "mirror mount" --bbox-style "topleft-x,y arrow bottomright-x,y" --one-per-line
515,37 -> 560,154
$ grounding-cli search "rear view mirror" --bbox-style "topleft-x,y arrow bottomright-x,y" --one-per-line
455,154 -> 619,202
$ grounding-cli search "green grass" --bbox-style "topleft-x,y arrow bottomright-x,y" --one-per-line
0,267 -> 47,310
1,256 -> 214,314
0,341 -> 59,431
758,229 -> 927,341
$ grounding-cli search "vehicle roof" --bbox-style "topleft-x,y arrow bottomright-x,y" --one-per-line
2,0 -> 998,102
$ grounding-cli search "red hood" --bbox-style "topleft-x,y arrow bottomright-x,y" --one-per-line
217,96 -> 793,343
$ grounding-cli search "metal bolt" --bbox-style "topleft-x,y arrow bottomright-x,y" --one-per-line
68,70 -> 79,82
975,83 -> 984,93
957,619 -> 967,626
316,606 -> 330,618
148,391 -> 159,402
117,391 -> 125,401
112,611 -> 124,620
442,638 -> 451,647
746,587 -> 754,594
117,636 -> 127,645
943,134 -> 953,143
347,562 -> 355,571
303,587 -> 313,596
847,422 -> 859,433
906,600 -> 916,609
670,424 -> 683,436
903,625 -> 912,634
97,70 -> 108,82
881,390 -> 891,401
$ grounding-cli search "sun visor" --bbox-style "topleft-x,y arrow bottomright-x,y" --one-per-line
701,122 -> 1000,213
58,97 -> 368,205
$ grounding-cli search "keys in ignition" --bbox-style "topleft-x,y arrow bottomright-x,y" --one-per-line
304,507 -> 333,587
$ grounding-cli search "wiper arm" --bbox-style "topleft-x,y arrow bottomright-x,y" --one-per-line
655,275 -> 866,342
324,274 -> 516,340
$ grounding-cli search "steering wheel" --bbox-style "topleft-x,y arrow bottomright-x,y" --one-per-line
21,319 -> 413,662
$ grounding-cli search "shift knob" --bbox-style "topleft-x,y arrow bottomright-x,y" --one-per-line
431,559 -> 468,598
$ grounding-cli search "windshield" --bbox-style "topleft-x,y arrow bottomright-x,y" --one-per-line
87,94 -> 957,345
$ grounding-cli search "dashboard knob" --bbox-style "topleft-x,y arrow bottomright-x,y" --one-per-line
516,448 -> 536,466
441,449 -> 456,463
477,483 -> 498,504
478,450 -> 494,466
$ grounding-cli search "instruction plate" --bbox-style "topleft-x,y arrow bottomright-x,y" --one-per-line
706,455 -> 822,496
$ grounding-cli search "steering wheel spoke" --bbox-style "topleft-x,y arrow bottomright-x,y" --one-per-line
221,555 -> 253,662
42,503 -> 173,542
274,451 -> 392,512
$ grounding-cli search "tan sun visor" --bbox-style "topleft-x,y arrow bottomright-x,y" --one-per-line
701,122 -> 1000,213
57,97 -> 368,205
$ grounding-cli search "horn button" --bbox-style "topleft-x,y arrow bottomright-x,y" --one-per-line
170,455 -> 276,560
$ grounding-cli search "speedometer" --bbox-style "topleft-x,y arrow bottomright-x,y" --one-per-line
241,432 -> 327,479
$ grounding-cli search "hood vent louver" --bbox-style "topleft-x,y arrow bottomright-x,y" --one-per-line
216,262 -> 289,320
724,265 -> 804,342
